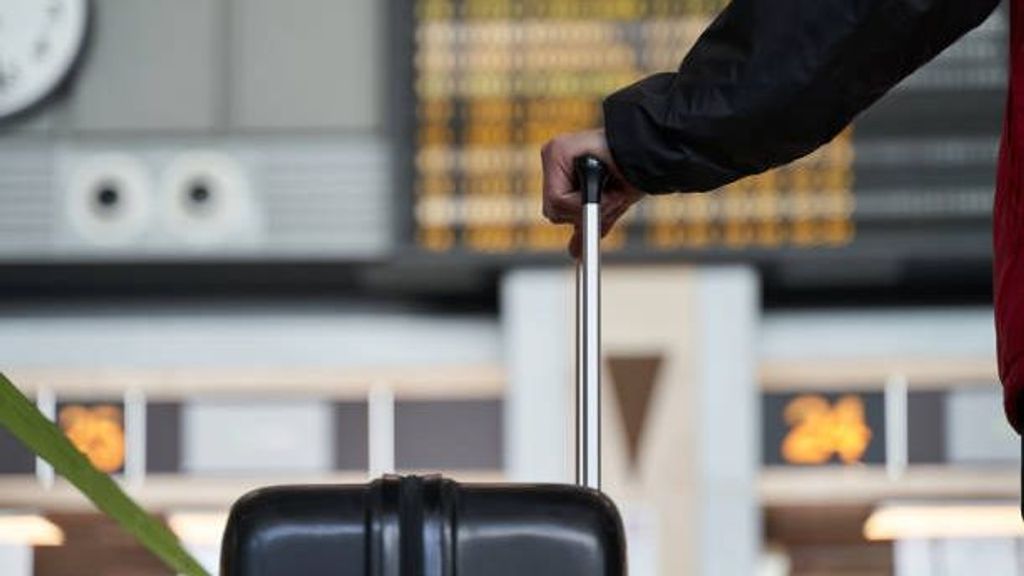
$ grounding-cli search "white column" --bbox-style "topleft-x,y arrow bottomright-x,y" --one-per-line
185,543 -> 221,576
939,538 -> 1020,574
894,539 -> 933,575
695,266 -> 760,576
501,265 -> 761,576
0,544 -> 32,576
884,373 -> 909,480
368,383 -> 396,476
501,268 -> 573,482
897,537 -> 1023,575
124,388 -> 147,487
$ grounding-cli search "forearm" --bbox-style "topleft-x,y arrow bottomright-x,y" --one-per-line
604,0 -> 1001,194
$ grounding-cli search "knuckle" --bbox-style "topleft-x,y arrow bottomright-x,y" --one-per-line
550,195 -> 572,211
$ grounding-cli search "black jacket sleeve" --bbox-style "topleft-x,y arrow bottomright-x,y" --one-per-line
604,0 -> 1002,193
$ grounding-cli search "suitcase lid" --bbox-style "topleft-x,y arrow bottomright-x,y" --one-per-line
221,475 -> 626,576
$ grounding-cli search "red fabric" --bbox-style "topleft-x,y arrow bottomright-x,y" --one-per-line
997,0 -> 1024,434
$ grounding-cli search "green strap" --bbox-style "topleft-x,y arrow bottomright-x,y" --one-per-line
0,372 -> 210,576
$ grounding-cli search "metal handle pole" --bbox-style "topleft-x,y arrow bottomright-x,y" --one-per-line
575,155 -> 606,490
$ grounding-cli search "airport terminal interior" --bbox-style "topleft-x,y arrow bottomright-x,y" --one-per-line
0,0 -> 1020,574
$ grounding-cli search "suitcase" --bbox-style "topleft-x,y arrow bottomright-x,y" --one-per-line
220,155 -> 627,576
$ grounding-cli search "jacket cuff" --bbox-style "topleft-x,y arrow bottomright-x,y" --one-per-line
603,88 -> 671,195
603,76 -> 741,195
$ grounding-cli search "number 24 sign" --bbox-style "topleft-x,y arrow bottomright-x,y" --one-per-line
778,394 -> 875,465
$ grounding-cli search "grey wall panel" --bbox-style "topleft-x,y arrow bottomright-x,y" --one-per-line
257,139 -> 392,255
0,103 -> 63,135
183,399 -> 333,474
334,402 -> 369,471
70,0 -> 220,132
0,144 -> 54,255
145,402 -> 181,474
0,308 -> 501,369
907,391 -> 946,464
0,137 -> 393,261
0,428 -> 35,475
946,387 -> 1018,464
0,0 -> 392,263
231,0 -> 381,131
761,308 -> 997,361
395,400 -> 503,471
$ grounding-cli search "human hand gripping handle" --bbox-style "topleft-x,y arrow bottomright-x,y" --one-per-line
541,129 -> 644,257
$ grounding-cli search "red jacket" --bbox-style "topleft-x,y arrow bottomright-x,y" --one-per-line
997,0 -> 1023,433
603,0 -> 1019,431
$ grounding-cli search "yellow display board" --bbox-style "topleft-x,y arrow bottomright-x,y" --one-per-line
412,0 -> 856,254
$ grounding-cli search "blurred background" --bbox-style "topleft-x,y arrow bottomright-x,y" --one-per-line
0,0 -> 1019,574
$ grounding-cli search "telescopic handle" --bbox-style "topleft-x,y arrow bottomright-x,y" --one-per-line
575,155 -> 606,490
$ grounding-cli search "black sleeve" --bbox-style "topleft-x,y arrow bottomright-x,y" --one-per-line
604,0 -> 1002,194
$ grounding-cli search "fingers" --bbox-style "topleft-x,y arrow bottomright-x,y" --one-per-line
600,197 -> 632,236
541,141 -> 579,225
542,129 -> 645,257
569,228 -> 582,259
567,192 -> 639,257
558,192 -> 631,243
543,188 -> 582,225
541,130 -> 612,226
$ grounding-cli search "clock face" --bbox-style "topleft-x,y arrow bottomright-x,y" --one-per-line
0,0 -> 88,120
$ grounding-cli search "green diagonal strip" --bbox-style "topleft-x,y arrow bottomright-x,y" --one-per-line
0,372 -> 209,576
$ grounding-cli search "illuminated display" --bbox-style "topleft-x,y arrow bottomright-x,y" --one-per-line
763,392 -> 885,466
58,403 -> 126,474
781,394 -> 872,465
411,0 -> 855,254
408,1 -> 1004,258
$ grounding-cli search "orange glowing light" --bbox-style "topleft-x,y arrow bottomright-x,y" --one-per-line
781,394 -> 872,465
58,405 -> 126,473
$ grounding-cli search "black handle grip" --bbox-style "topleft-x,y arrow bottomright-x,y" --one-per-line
575,155 -> 608,205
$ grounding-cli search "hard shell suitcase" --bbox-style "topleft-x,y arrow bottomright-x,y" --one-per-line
220,156 -> 627,576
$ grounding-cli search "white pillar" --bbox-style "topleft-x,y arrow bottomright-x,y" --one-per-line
896,538 -> 1023,575
894,539 -> 932,575
368,383 -> 396,477
694,266 -> 760,576
501,269 -> 573,482
501,265 -> 761,576
185,543 -> 221,576
0,544 -> 32,576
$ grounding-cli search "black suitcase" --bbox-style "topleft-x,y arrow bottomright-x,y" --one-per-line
220,156 -> 627,576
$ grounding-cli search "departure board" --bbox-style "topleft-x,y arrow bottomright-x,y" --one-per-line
408,1 -> 1005,258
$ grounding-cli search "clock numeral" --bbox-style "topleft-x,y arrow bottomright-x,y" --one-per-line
47,0 -> 64,21
0,62 -> 20,93
35,38 -> 51,60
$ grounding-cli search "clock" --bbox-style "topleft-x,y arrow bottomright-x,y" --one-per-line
0,0 -> 89,120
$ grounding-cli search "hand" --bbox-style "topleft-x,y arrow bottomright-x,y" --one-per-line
541,129 -> 645,257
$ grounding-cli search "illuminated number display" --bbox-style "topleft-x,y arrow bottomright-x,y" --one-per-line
57,402 -> 126,474
763,392 -> 885,466
781,395 -> 872,465
410,0 -> 856,254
